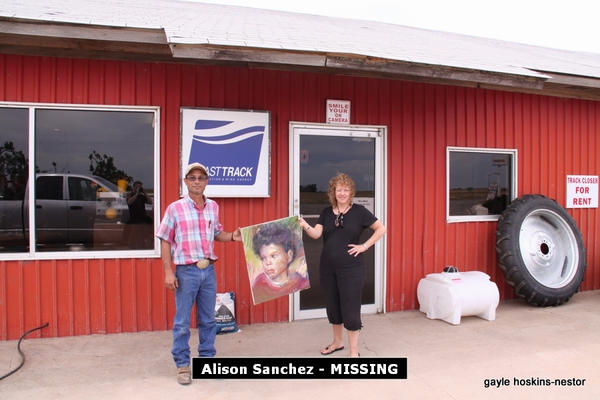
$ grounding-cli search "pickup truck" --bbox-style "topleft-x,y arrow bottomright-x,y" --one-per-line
0,173 -> 130,251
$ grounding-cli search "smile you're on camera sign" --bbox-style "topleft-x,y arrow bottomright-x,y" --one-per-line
181,108 -> 271,197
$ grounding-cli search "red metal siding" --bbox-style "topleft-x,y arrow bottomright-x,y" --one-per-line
1,53 -> 599,340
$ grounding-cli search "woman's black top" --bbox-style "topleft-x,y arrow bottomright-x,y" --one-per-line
317,204 -> 377,268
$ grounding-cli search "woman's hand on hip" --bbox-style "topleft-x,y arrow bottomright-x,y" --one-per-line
348,243 -> 368,257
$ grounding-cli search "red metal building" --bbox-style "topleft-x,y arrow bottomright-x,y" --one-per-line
1,1 -> 599,340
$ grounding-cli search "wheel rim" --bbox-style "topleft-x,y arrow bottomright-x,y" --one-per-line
519,208 -> 579,288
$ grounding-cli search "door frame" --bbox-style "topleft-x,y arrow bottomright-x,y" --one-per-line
288,122 -> 388,321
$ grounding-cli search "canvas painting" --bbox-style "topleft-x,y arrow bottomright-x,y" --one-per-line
241,216 -> 310,305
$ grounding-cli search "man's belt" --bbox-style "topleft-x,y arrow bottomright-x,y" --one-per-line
195,259 -> 211,269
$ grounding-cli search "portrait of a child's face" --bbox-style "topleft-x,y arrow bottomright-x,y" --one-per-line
258,243 -> 294,282
240,216 -> 310,305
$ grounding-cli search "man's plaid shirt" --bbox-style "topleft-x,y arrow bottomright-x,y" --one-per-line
156,195 -> 223,265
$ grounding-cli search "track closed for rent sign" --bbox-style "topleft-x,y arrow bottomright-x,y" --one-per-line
566,175 -> 598,208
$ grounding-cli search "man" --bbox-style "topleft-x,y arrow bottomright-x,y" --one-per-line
126,180 -> 152,224
250,222 -> 309,304
156,162 -> 240,385
126,180 -> 153,248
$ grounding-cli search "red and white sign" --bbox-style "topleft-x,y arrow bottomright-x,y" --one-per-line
566,175 -> 598,208
326,99 -> 350,124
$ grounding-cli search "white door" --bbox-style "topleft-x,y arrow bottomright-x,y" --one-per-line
289,123 -> 386,320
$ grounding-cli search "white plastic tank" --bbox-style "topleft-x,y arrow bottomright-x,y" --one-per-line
417,268 -> 499,325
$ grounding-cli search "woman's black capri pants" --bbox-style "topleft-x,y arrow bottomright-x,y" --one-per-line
320,263 -> 366,331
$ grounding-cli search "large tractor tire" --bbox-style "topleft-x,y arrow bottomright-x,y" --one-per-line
495,194 -> 586,306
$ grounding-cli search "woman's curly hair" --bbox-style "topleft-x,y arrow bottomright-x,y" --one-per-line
327,172 -> 355,208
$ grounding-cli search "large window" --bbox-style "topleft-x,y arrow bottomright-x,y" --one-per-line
0,104 -> 160,259
447,147 -> 517,222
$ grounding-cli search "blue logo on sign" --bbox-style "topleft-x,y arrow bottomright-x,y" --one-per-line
189,120 -> 264,185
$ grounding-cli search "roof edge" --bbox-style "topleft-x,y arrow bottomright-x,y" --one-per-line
171,44 -> 547,91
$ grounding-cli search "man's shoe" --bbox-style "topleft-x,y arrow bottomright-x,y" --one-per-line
177,366 -> 191,385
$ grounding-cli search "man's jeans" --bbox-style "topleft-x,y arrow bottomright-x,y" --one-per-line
172,264 -> 217,367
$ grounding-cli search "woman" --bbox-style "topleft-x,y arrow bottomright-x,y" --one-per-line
299,172 -> 386,358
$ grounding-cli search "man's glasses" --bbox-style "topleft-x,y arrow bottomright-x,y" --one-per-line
335,213 -> 344,228
186,176 -> 208,182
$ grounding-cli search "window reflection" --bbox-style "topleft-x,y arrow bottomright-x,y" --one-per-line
449,151 -> 513,217
35,109 -> 155,252
0,106 -> 156,254
0,108 -> 29,252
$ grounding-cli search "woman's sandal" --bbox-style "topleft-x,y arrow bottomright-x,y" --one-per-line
320,344 -> 345,355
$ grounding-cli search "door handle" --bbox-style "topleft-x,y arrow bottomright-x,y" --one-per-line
70,205 -> 83,210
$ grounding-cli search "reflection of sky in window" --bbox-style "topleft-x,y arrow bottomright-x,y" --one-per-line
35,110 -> 154,189
300,136 -> 375,192
0,108 -> 28,151
450,152 -> 510,189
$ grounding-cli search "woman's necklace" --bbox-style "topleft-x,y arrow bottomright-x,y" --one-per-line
336,204 -> 351,215
335,204 -> 351,228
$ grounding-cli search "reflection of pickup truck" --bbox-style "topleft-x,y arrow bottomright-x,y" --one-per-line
0,173 -> 129,250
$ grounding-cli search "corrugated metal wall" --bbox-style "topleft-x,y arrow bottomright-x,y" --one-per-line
1,54 -> 599,340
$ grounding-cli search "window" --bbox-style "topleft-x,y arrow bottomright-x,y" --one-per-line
37,176 -> 64,200
447,147 -> 517,222
69,177 -> 97,201
0,108 -> 28,252
0,104 -> 160,259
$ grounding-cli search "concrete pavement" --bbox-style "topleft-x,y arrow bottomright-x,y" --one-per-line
1,290 -> 600,399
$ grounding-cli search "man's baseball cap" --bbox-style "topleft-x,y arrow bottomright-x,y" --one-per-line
185,162 -> 208,177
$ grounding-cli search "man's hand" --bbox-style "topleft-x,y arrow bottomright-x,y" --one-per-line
161,239 -> 177,290
164,268 -> 178,290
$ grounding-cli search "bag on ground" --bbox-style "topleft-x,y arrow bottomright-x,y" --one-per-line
215,291 -> 239,334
